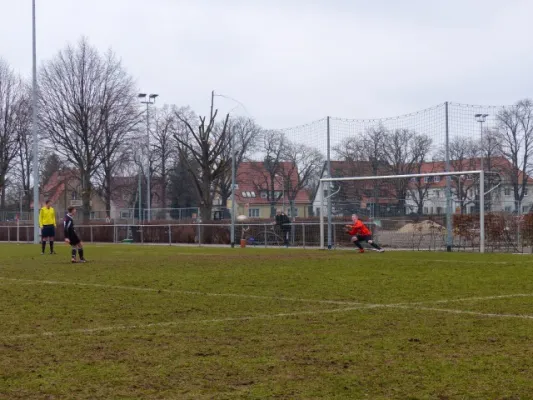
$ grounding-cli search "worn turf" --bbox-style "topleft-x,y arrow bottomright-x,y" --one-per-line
1,244 -> 533,399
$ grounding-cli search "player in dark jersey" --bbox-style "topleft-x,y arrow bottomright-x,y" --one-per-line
64,206 -> 86,263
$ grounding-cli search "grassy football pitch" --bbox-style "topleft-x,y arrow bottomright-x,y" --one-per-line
1,244 -> 533,399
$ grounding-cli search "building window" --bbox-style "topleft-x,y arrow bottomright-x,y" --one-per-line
423,207 -> 428,214
260,191 -> 268,199
505,206 -> 512,212
435,190 -> 440,198
424,177 -> 430,183
90,212 -> 96,220
248,208 -> 260,218
436,207 -> 442,215
288,207 -> 298,217
71,191 -> 77,200
504,187 -> 511,196
523,205 -> 530,213
434,176 -> 441,183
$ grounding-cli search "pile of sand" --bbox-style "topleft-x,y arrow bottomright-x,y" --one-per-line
398,220 -> 444,234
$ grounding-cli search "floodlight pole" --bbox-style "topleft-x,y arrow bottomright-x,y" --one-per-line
444,102 -> 453,252
475,113 -> 488,214
139,93 -> 158,222
319,180 -> 325,249
32,0 -> 40,244
479,170 -> 485,253
326,116 -> 332,249
230,126 -> 236,247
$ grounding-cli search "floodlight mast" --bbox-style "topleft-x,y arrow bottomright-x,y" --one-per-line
319,170 -> 485,253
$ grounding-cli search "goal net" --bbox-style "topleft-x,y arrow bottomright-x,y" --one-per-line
319,170 -> 494,252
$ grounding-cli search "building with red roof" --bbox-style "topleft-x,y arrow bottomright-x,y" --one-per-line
228,161 -> 312,219
312,157 -> 533,216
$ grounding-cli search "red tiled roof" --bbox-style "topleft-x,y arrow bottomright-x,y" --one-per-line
235,162 -> 311,205
327,157 -> 533,188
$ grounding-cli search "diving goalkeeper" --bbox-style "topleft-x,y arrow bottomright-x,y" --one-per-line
345,214 -> 384,253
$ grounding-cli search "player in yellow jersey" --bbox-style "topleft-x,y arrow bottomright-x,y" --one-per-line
39,200 -> 56,255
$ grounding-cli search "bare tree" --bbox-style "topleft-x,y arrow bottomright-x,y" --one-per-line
408,159 -> 438,216
381,129 -> 433,214
446,137 -> 481,214
481,128 -> 502,211
216,116 -> 262,208
97,94 -> 140,215
150,105 -> 177,215
496,99 -> 533,212
332,126 -> 388,216
277,141 -> 324,216
173,98 -> 230,221
39,37 -> 139,221
13,87 -> 33,210
0,59 -> 26,208
251,130 -> 287,217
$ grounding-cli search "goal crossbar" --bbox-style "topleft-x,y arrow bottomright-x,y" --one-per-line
319,170 -> 485,253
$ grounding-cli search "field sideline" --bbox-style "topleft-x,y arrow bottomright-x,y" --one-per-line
1,244 -> 533,399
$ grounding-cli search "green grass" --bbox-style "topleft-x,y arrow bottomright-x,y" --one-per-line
1,244 -> 533,399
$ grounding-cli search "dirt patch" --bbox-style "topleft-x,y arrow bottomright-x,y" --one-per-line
398,220 -> 445,234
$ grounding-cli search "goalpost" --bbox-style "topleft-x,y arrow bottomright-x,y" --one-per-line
319,170 -> 486,253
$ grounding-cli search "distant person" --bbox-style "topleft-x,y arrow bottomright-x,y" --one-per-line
274,209 -> 291,247
64,206 -> 86,263
345,214 -> 384,253
39,200 -> 56,255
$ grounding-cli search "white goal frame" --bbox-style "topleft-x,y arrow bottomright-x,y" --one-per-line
319,170 -> 485,253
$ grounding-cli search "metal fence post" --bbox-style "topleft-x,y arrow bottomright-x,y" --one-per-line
302,223 -> 306,249
168,224 -> 171,245
141,225 -> 144,245
445,101 -> 453,252
90,225 -> 93,243
264,224 -> 267,248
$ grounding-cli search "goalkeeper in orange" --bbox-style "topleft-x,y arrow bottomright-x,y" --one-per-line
345,214 -> 384,253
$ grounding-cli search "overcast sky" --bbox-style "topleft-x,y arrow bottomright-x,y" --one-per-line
1,0 -> 532,128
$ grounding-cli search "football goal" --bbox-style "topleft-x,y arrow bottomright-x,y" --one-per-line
318,170 -> 488,252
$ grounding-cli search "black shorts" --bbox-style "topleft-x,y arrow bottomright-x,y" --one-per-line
41,225 -> 55,238
68,234 -> 81,246
355,235 -> 372,242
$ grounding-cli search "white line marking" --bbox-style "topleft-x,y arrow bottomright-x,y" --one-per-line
2,277 -> 533,309
6,301 -> 533,340
388,304 -> 533,320
405,293 -> 533,305
0,277 -> 363,306
430,259 -> 509,265
3,305 -> 380,339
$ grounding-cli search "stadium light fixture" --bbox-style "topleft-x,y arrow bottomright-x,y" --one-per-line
475,113 -> 488,123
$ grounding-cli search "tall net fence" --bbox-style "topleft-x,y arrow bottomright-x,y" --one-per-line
5,99 -> 533,252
